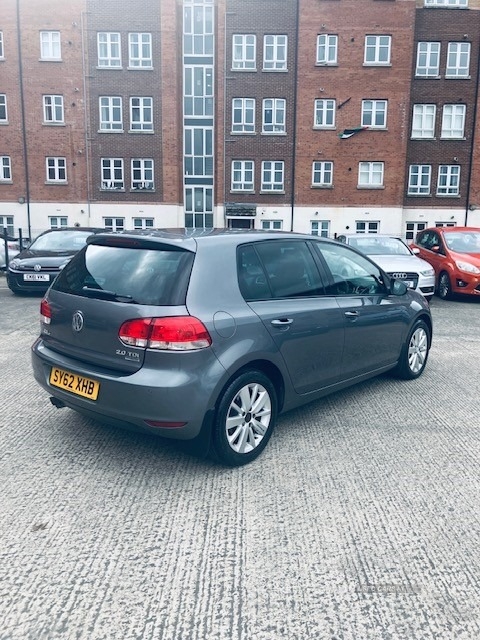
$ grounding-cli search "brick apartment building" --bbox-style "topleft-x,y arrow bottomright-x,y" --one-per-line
1,0 -> 480,240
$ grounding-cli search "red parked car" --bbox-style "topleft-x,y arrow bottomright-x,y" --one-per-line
410,226 -> 480,299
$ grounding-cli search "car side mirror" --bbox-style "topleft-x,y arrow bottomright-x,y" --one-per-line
391,279 -> 408,296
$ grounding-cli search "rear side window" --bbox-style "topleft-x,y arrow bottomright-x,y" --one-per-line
52,245 -> 194,306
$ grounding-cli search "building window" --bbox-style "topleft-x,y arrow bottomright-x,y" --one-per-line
97,33 -> 121,68
46,157 -> 67,183
130,97 -> 153,132
361,100 -> 387,128
128,33 -> 152,68
364,35 -> 391,65
99,97 -> 123,131
262,161 -> 284,192
408,165 -> 432,195
184,66 -> 213,117
49,216 -> 68,228
183,3 -> 214,56
312,161 -> 333,187
261,220 -> 283,230
0,32 -> 4,59
103,218 -> 124,231
263,98 -> 286,134
415,42 -> 440,77
435,221 -> 457,227
131,159 -> 154,190
40,31 -> 61,60
101,158 -> 124,190
232,98 -> 255,133
43,95 -> 64,124
0,94 -> 7,122
133,217 -> 154,230
263,35 -> 287,71
356,221 -> 379,234
0,156 -> 12,181
441,104 -> 466,138
446,42 -> 470,78
314,99 -> 335,128
185,186 -> 213,228
0,216 -> 14,236
316,34 -> 337,65
311,220 -> 329,237
424,0 -> 468,6
358,162 -> 384,188
184,128 -> 213,177
231,160 -> 254,191
437,165 -> 460,196
405,221 -> 427,241
232,35 -> 256,70
411,104 -> 436,139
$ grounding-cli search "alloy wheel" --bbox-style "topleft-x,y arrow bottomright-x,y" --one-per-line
408,326 -> 428,374
225,382 -> 272,454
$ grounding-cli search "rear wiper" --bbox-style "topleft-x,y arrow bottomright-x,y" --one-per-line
82,286 -> 137,303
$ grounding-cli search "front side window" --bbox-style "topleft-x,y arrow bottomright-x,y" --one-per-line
40,31 -> 61,60
131,159 -> 154,190
408,165 -> 432,195
361,100 -> 387,128
233,34 -> 256,70
98,32 -> 121,67
437,165 -> 460,196
262,161 -> 284,191
49,216 -> 68,228
311,220 -> 330,237
101,158 -> 124,190
446,42 -> 470,77
103,218 -> 125,231
129,33 -> 152,68
314,99 -> 335,128
43,95 -> 64,124
99,97 -> 123,131
412,104 -> 436,138
184,127 -> 213,178
0,156 -> 12,181
441,104 -> 466,138
358,162 -> 384,188
232,98 -> 255,133
263,98 -> 286,134
364,35 -> 391,65
0,94 -> 7,122
184,66 -> 213,117
317,34 -> 337,65
312,161 -> 333,187
130,97 -> 153,132
231,160 -> 254,191
416,42 -> 440,77
263,35 -> 287,71
46,157 -> 67,182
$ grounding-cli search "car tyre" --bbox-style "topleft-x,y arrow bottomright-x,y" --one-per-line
392,319 -> 430,380
211,370 -> 277,467
437,271 -> 452,300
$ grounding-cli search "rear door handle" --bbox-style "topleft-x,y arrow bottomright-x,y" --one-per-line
344,311 -> 359,318
271,318 -> 293,326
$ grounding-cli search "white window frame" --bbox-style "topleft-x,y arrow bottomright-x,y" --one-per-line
231,160 -> 254,192
405,221 -> 427,241
316,34 -> 337,65
184,66 -> 214,117
424,0 -> 468,6
40,31 -> 61,60
128,33 -> 152,68
415,42 -> 440,77
232,34 -> 256,70
99,97 -> 123,131
312,161 -> 333,187
262,98 -> 286,134
408,165 -> 432,195
356,221 -> 380,234
184,187 -> 213,229
130,97 -> 153,132
232,98 -> 255,133
43,95 -> 64,124
131,158 -> 154,190
446,42 -> 470,78
0,94 -> 7,123
0,32 -> 4,59
0,215 -> 14,236
364,35 -> 391,65
133,217 -> 154,230
311,220 -> 330,237
437,165 -> 460,196
261,161 -> 284,192
103,217 -> 125,232
361,100 -> 387,129
183,3 -> 214,56
101,158 -> 124,190
263,35 -> 287,71
314,99 -> 335,129
358,162 -> 384,188
441,104 -> 466,139
411,104 -> 436,139
0,156 -> 12,181
184,127 -> 213,178
97,32 -> 121,68
261,220 -> 283,231
46,157 -> 67,183
49,216 -> 68,229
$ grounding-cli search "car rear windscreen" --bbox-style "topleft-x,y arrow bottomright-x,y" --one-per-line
52,244 -> 194,306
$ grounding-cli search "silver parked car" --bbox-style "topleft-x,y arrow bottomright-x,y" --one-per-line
32,229 -> 432,466
336,234 -> 435,299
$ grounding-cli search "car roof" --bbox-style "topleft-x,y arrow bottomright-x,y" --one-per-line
422,226 -> 480,233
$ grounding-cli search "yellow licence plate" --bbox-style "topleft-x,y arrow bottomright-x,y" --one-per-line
49,367 -> 100,400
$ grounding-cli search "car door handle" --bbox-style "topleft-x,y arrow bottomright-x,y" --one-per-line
344,311 -> 359,318
271,318 -> 293,326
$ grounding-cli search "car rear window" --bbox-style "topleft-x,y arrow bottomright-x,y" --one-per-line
52,244 -> 194,306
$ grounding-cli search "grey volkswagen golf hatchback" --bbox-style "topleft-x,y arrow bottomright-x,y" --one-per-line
32,229 -> 432,466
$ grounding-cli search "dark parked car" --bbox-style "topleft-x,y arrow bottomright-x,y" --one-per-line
32,229 -> 432,466
7,227 -> 104,294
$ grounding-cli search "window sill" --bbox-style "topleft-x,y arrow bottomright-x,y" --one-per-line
357,185 -> 385,190
45,181 -> 68,185
313,126 -> 336,131
130,189 -> 156,193
362,63 -> 391,68
127,66 -> 154,71
39,58 -> 63,63
96,65 -> 123,70
43,122 -> 65,126
98,129 -> 124,134
230,131 -> 256,135
311,184 -> 334,189
410,136 -> 436,140
315,63 -> 338,67
436,193 -> 461,198
407,193 -> 432,197
260,190 -> 285,194
0,121 -> 9,126
0,180 -> 13,184
230,190 -> 255,194
261,131 -> 286,136
128,129 -> 154,134
262,68 -> 288,73
101,188 -> 125,192
440,136 -> 466,141
414,74 -> 441,79
231,67 -> 257,72
445,75 -> 471,80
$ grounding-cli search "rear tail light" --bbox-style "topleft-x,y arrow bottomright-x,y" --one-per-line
40,299 -> 52,324
119,316 -> 212,351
